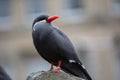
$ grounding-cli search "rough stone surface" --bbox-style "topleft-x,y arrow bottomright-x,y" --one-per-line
27,71 -> 85,80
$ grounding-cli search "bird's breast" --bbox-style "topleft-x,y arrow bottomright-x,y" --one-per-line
32,31 -> 60,63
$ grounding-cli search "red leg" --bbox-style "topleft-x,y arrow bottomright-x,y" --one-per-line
58,60 -> 62,67
52,60 -> 62,72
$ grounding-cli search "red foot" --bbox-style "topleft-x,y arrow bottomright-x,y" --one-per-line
52,67 -> 60,73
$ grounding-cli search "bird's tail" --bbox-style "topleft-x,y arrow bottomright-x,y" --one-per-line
61,62 -> 92,80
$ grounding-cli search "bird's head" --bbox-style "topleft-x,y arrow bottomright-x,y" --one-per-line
32,14 -> 59,28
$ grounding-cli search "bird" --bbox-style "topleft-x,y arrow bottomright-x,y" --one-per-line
0,66 -> 11,80
32,14 -> 92,80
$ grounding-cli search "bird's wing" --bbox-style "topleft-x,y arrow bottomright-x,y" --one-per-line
42,27 -> 80,62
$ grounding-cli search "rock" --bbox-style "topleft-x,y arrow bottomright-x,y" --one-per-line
27,71 -> 85,80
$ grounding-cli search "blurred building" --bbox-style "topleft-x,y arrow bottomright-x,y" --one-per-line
0,0 -> 120,80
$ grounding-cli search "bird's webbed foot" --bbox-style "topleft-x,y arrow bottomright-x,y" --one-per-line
50,60 -> 62,73
52,67 -> 60,72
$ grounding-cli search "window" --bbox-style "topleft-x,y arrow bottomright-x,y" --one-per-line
64,0 -> 83,9
0,0 -> 10,17
61,0 -> 86,24
25,0 -> 47,25
0,0 -> 11,31
115,0 -> 120,3
26,0 -> 46,14
110,0 -> 120,18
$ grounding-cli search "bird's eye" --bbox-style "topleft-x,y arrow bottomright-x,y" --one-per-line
40,20 -> 46,23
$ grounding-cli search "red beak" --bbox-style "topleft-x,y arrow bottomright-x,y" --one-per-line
46,15 -> 59,22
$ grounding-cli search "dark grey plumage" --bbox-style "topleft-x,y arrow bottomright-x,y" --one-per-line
32,15 -> 92,80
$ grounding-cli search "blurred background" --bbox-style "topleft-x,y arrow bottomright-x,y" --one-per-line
0,0 -> 120,80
